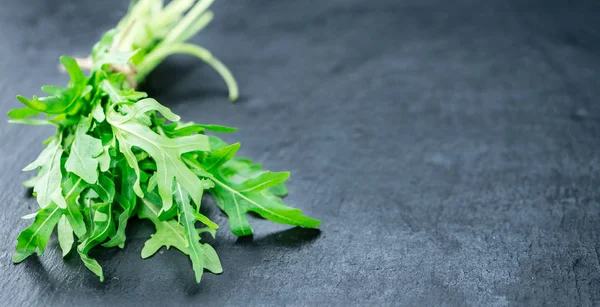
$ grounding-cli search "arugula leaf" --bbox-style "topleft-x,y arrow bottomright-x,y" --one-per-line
57,216 -> 75,257
94,50 -> 139,69
22,176 -> 38,188
78,252 -> 105,282
210,180 -> 321,236
21,212 -> 38,220
138,193 -> 188,258
139,190 -> 222,277
61,175 -> 89,238
23,138 -> 63,208
100,79 -> 148,103
186,142 -> 321,236
97,144 -> 112,172
79,201 -> 114,253
16,57 -> 91,114
77,200 -> 114,281
176,183 -> 208,282
65,118 -> 104,184
91,173 -> 116,204
7,106 -> 40,119
194,212 -> 219,230
107,98 -> 210,213
91,99 -> 106,123
160,121 -> 237,137
13,202 -> 63,263
102,161 -> 138,248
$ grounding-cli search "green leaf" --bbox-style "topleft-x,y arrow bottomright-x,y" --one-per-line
21,212 -> 38,220
161,122 -> 237,137
65,119 -> 104,184
175,184 -> 223,283
210,180 -> 320,236
92,100 -> 105,123
61,56 -> 86,86
16,57 -> 91,114
208,135 -> 228,150
41,85 -> 65,96
118,158 -> 138,205
22,176 -> 38,188
78,192 -> 115,256
78,251 -> 104,282
102,163 -> 137,248
161,122 -> 204,137
175,183 -> 207,282
57,216 -> 74,257
187,144 -> 321,236
138,194 -> 188,258
217,156 -> 264,180
193,212 -> 219,229
268,183 -> 288,197
97,145 -> 111,172
8,118 -> 55,126
77,199 -> 114,281
94,49 -> 140,69
94,173 -> 116,203
13,202 -> 63,263
201,142 -> 240,172
238,171 -> 290,194
62,176 -> 88,238
7,107 -> 40,119
197,227 -> 217,238
198,124 -> 237,133
91,29 -> 117,60
23,138 -> 63,208
100,79 -> 147,104
202,243 -> 222,274
139,192 -> 222,277
101,194 -> 134,248
107,98 -> 210,213
147,172 -> 157,192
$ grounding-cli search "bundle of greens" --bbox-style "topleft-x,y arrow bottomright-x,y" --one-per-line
9,0 -> 320,283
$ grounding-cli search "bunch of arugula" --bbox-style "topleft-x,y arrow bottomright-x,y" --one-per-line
8,0 -> 320,283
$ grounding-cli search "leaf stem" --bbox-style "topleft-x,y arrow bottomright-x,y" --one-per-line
136,43 -> 238,101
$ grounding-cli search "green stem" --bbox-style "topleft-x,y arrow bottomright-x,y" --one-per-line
162,0 -> 214,44
136,43 -> 238,101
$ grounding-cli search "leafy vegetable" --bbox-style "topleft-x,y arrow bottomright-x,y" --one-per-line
9,0 -> 320,283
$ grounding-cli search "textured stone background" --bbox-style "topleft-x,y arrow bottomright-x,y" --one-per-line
1,0 -> 599,306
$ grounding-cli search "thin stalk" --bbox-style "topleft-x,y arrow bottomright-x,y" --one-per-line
136,43 -> 238,101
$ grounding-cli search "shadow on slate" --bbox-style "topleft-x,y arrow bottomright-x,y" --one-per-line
235,227 -> 322,248
142,58 -> 236,106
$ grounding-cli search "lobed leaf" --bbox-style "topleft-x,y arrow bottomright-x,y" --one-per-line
139,189 -> 222,279
138,193 -> 188,258
107,99 -> 209,213
23,138 -> 63,208
65,118 -> 104,184
102,161 -> 138,248
186,141 -> 321,236
13,202 -> 63,263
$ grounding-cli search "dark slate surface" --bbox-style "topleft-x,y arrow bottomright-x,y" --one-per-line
1,0 -> 600,306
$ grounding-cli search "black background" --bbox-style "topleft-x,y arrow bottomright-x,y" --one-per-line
1,0 -> 600,306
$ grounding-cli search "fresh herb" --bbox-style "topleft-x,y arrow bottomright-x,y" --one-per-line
9,0 -> 320,283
